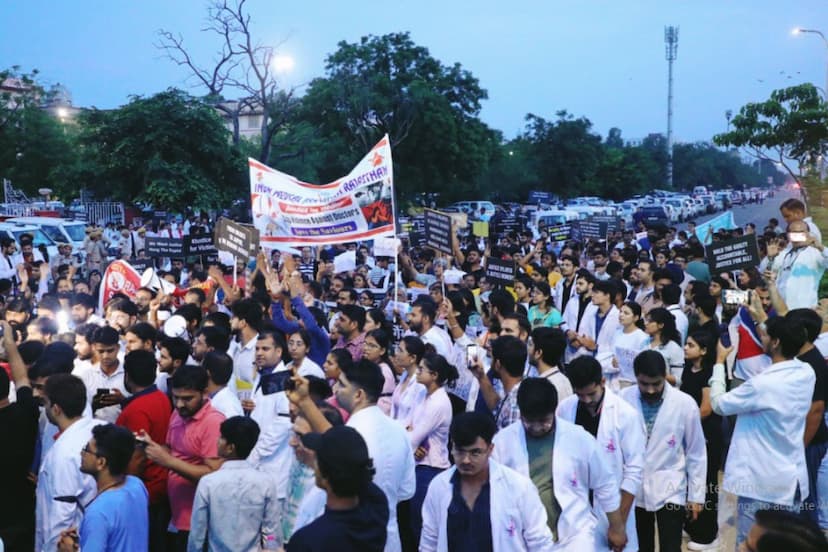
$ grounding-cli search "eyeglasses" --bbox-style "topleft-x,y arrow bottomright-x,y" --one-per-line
451,447 -> 487,460
287,341 -> 306,347
364,342 -> 381,349
81,445 -> 102,457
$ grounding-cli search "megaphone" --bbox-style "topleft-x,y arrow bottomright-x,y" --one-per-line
140,268 -> 177,295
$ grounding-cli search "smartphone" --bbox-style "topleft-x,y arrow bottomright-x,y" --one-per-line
722,289 -> 750,306
466,344 -> 477,368
718,323 -> 731,348
96,388 -> 111,396
789,231 -> 808,243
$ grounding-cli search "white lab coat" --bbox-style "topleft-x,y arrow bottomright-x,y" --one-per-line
710,359 -> 814,506
553,275 -> 578,314
619,384 -> 707,511
248,362 -> 293,497
557,388 -> 646,551
35,417 -> 106,552
209,386 -> 244,419
491,419 -> 620,550
561,298 -> 596,364
347,405 -> 416,552
420,459 -> 555,552
576,305 -> 620,373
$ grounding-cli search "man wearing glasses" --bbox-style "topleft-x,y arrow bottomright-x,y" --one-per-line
420,411 -> 554,552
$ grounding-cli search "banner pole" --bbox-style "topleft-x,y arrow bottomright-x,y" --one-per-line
233,256 -> 238,288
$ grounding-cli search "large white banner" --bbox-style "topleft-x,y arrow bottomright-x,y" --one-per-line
249,135 -> 395,247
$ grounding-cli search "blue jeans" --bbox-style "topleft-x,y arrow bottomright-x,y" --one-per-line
736,494 -> 801,547
803,440 -> 828,527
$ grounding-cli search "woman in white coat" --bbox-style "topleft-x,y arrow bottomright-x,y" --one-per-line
492,378 -> 627,551
619,350 -> 707,552
420,412 -> 555,552
556,356 -> 646,551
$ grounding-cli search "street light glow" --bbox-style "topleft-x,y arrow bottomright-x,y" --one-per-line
272,55 -> 295,73
56,107 -> 68,119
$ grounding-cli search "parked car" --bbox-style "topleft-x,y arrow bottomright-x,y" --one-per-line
0,222 -> 59,260
636,206 -> 671,229
8,217 -> 88,257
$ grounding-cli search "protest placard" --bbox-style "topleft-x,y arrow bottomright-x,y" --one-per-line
145,237 -> 184,257
485,257 -> 516,287
373,236 -> 399,258
424,209 -> 453,254
184,233 -> 218,256
545,223 -> 571,243
215,218 -> 259,259
472,221 -> 489,238
570,220 -> 609,241
705,235 -> 761,273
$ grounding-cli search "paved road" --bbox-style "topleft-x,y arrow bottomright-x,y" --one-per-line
675,189 -> 800,235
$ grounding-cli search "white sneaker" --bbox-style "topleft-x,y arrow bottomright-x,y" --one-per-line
682,530 -> 690,539
687,537 -> 721,550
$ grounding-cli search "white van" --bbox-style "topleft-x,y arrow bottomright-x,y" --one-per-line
446,201 -> 496,220
0,222 -> 59,261
693,185 -> 708,195
8,217 -> 88,254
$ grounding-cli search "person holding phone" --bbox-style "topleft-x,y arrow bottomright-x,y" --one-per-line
763,219 -> 828,310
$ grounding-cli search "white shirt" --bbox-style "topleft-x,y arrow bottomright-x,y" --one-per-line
537,366 -> 573,403
80,362 -> 131,423
419,326 -> 453,359
36,417 -> 106,552
407,387 -> 452,469
612,328 -> 649,384
665,304 -> 689,346
348,405 -> 416,552
492,419 -> 619,550
248,362 -> 293,497
710,359 -> 814,505
420,459 -> 555,552
815,332 -> 828,359
286,358 -> 325,379
230,333 -> 259,386
209,386 -> 244,419
391,371 -> 427,428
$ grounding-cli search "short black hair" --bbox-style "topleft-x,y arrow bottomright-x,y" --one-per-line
109,298 -> 138,318
160,336 -> 191,364
567,356 -> 603,389
530,327 -> 566,366
258,329 -> 287,355
490,335 -> 527,378
786,308 -> 821,344
420,353 -> 459,386
517,377 -> 558,419
185,288 -> 206,304
170,364 -> 209,392
660,283 -> 681,306
694,293 -> 716,318
342,359 -> 385,403
450,412 -> 497,447
203,311 -> 231,333
753,509 -> 827,551
70,293 -> 97,310
633,350 -> 667,378
44,374 -> 87,418
338,304 -> 366,331
501,312 -> 531,336
767,316 -> 807,359
196,325 -> 230,352
92,326 -> 120,346
203,352 -> 234,386
220,416 -> 260,459
175,304 -> 202,327
37,295 -> 62,314
231,299 -> 263,331
91,424 -> 135,476
31,317 -> 58,337
591,279 -> 616,297
126,322 -> 158,345
488,289 -> 516,316
19,340 -> 46,366
124,350 -> 158,387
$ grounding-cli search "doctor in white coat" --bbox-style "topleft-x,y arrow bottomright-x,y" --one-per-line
561,270 -> 597,364
492,378 -> 628,551
619,350 -> 707,552
421,411 -> 555,552
575,279 -> 620,373
557,356 -> 646,551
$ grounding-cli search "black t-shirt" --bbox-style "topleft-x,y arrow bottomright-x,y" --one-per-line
575,400 -> 601,438
0,385 -> 40,526
797,347 -> 828,445
680,362 -> 722,440
287,482 -> 389,552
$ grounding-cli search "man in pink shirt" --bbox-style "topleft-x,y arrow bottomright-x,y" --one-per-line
141,364 -> 225,551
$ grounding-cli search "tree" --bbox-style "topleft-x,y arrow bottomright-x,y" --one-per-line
157,0 -> 299,164
298,32 -> 498,201
69,89 -> 244,212
713,83 -> 828,183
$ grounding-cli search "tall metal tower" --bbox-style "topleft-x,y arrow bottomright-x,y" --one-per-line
664,26 -> 679,188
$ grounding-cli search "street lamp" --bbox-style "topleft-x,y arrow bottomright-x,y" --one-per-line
271,55 -> 295,74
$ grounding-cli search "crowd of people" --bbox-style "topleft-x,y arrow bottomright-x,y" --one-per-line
1,195 -> 828,551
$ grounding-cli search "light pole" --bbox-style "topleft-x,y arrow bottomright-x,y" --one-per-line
793,27 -> 828,179
664,26 -> 679,189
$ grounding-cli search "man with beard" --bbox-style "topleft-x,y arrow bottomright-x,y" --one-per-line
557,357 -> 645,551
634,260 -> 658,316
229,299 -> 262,389
140,365 -> 224,551
529,327 -> 573,401
492,378 -> 627,550
134,287 -> 156,322
333,304 -> 367,362
562,269 -> 596,364
72,323 -> 97,376
124,322 -> 158,354
80,326 -> 130,423
620,351 -> 706,552
106,298 -> 138,340
289,359 -> 416,552
5,297 -> 31,342
407,296 -> 452,359
156,336 -> 191,395
554,254 -> 579,314
70,293 -> 104,328
35,374 -> 105,552
0,237 -> 17,283
421,412 -> 554,551
191,325 -> 230,363
764,219 -> 828,310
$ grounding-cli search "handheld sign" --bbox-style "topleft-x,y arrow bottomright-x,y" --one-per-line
485,257 -> 516,287
424,209 -> 453,255
545,223 -> 571,243
570,220 -> 609,242
215,218 -> 259,260
145,237 -> 184,258
184,234 -> 218,256
705,235 -> 761,274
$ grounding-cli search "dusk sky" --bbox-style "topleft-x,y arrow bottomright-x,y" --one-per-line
3,0 -> 827,145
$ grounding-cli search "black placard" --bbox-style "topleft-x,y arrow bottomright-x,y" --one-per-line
214,218 -> 259,259
424,209 -> 453,254
705,235 -> 761,274
129,258 -> 152,273
545,223 -> 572,243
184,234 -> 218,255
528,190 -> 555,204
484,257 -> 516,287
145,237 -> 184,257
569,220 -> 609,241
590,215 -> 626,234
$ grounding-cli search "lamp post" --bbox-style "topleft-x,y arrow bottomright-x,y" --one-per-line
793,27 -> 828,179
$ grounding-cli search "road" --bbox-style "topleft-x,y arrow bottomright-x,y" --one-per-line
675,188 -> 799,235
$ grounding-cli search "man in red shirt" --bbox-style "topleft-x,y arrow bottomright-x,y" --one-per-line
116,349 -> 172,552
141,365 -> 225,551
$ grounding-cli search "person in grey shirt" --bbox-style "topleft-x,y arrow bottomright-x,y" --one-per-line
188,416 -> 280,551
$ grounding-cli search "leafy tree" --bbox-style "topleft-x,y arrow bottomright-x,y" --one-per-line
713,83 -> 828,182
298,32 -> 498,201
69,89 -> 244,211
